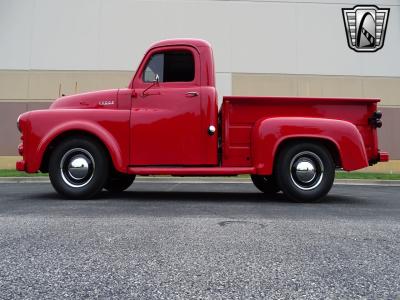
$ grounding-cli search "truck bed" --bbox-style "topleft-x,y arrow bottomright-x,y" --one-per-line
221,96 -> 380,167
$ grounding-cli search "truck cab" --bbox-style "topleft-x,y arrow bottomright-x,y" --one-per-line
16,39 -> 389,201
126,39 -> 218,166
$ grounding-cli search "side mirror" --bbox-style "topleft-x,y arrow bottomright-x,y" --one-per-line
142,73 -> 160,97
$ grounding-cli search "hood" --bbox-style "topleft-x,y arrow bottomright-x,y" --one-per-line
50,89 -> 119,109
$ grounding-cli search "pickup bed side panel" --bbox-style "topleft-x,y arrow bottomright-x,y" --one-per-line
24,109 -> 130,173
252,117 -> 369,174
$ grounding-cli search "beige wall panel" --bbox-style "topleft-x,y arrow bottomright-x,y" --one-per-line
233,73 -> 400,107
232,74 -> 297,97
362,78 -> 400,107
64,72 -> 100,95
234,73 -> 364,98
94,72 -> 132,91
296,76 -> 363,98
28,71 -> 74,100
0,71 -> 29,100
319,77 -> 363,98
296,76 -> 323,97
0,156 -> 20,170
27,71 -> 133,100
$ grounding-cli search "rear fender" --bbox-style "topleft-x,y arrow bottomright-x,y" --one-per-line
252,117 -> 368,174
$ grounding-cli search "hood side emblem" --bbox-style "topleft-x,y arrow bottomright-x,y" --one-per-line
99,100 -> 115,106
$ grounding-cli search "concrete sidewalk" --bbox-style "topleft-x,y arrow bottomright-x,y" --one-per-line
1,176 -> 400,186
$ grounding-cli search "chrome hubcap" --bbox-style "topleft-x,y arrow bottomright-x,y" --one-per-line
68,157 -> 89,180
60,148 -> 95,188
295,160 -> 316,183
290,151 -> 324,190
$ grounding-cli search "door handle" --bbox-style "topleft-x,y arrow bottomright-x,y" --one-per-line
185,91 -> 199,97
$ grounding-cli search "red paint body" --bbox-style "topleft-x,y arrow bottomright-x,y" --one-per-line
16,39 -> 388,176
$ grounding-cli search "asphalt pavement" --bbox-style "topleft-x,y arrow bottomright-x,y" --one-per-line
0,180 -> 399,299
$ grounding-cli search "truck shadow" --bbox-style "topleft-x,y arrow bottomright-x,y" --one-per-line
29,188 -> 364,205
102,190 -> 288,202
95,190 -> 360,205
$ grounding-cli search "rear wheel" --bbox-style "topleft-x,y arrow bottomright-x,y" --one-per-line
250,175 -> 279,194
275,142 -> 335,202
104,174 -> 135,193
49,136 -> 109,199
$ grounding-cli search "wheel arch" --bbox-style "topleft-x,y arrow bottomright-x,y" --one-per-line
38,128 -> 125,174
252,117 -> 369,175
273,137 -> 341,171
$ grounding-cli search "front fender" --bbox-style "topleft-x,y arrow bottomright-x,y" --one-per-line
32,122 -> 124,172
24,109 -> 130,173
252,117 -> 368,174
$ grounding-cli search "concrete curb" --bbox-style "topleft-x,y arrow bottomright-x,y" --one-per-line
0,177 -> 49,183
334,179 -> 400,186
1,176 -> 400,186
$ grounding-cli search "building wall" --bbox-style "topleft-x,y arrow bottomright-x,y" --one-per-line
0,0 -> 399,169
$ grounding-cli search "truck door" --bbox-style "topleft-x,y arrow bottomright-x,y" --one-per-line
130,47 -> 204,165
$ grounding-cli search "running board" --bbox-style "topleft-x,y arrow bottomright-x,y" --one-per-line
127,166 -> 256,176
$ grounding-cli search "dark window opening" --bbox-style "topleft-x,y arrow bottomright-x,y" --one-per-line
143,50 -> 195,83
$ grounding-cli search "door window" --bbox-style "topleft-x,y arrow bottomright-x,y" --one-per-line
143,51 -> 195,83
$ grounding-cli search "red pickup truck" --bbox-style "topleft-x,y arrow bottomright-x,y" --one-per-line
16,39 -> 388,201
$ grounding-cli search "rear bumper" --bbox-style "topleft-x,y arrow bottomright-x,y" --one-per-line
18,143 -> 23,156
16,160 -> 26,171
379,151 -> 389,162
369,151 -> 389,165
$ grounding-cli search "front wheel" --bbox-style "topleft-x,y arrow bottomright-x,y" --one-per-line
275,142 -> 335,202
49,136 -> 109,199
